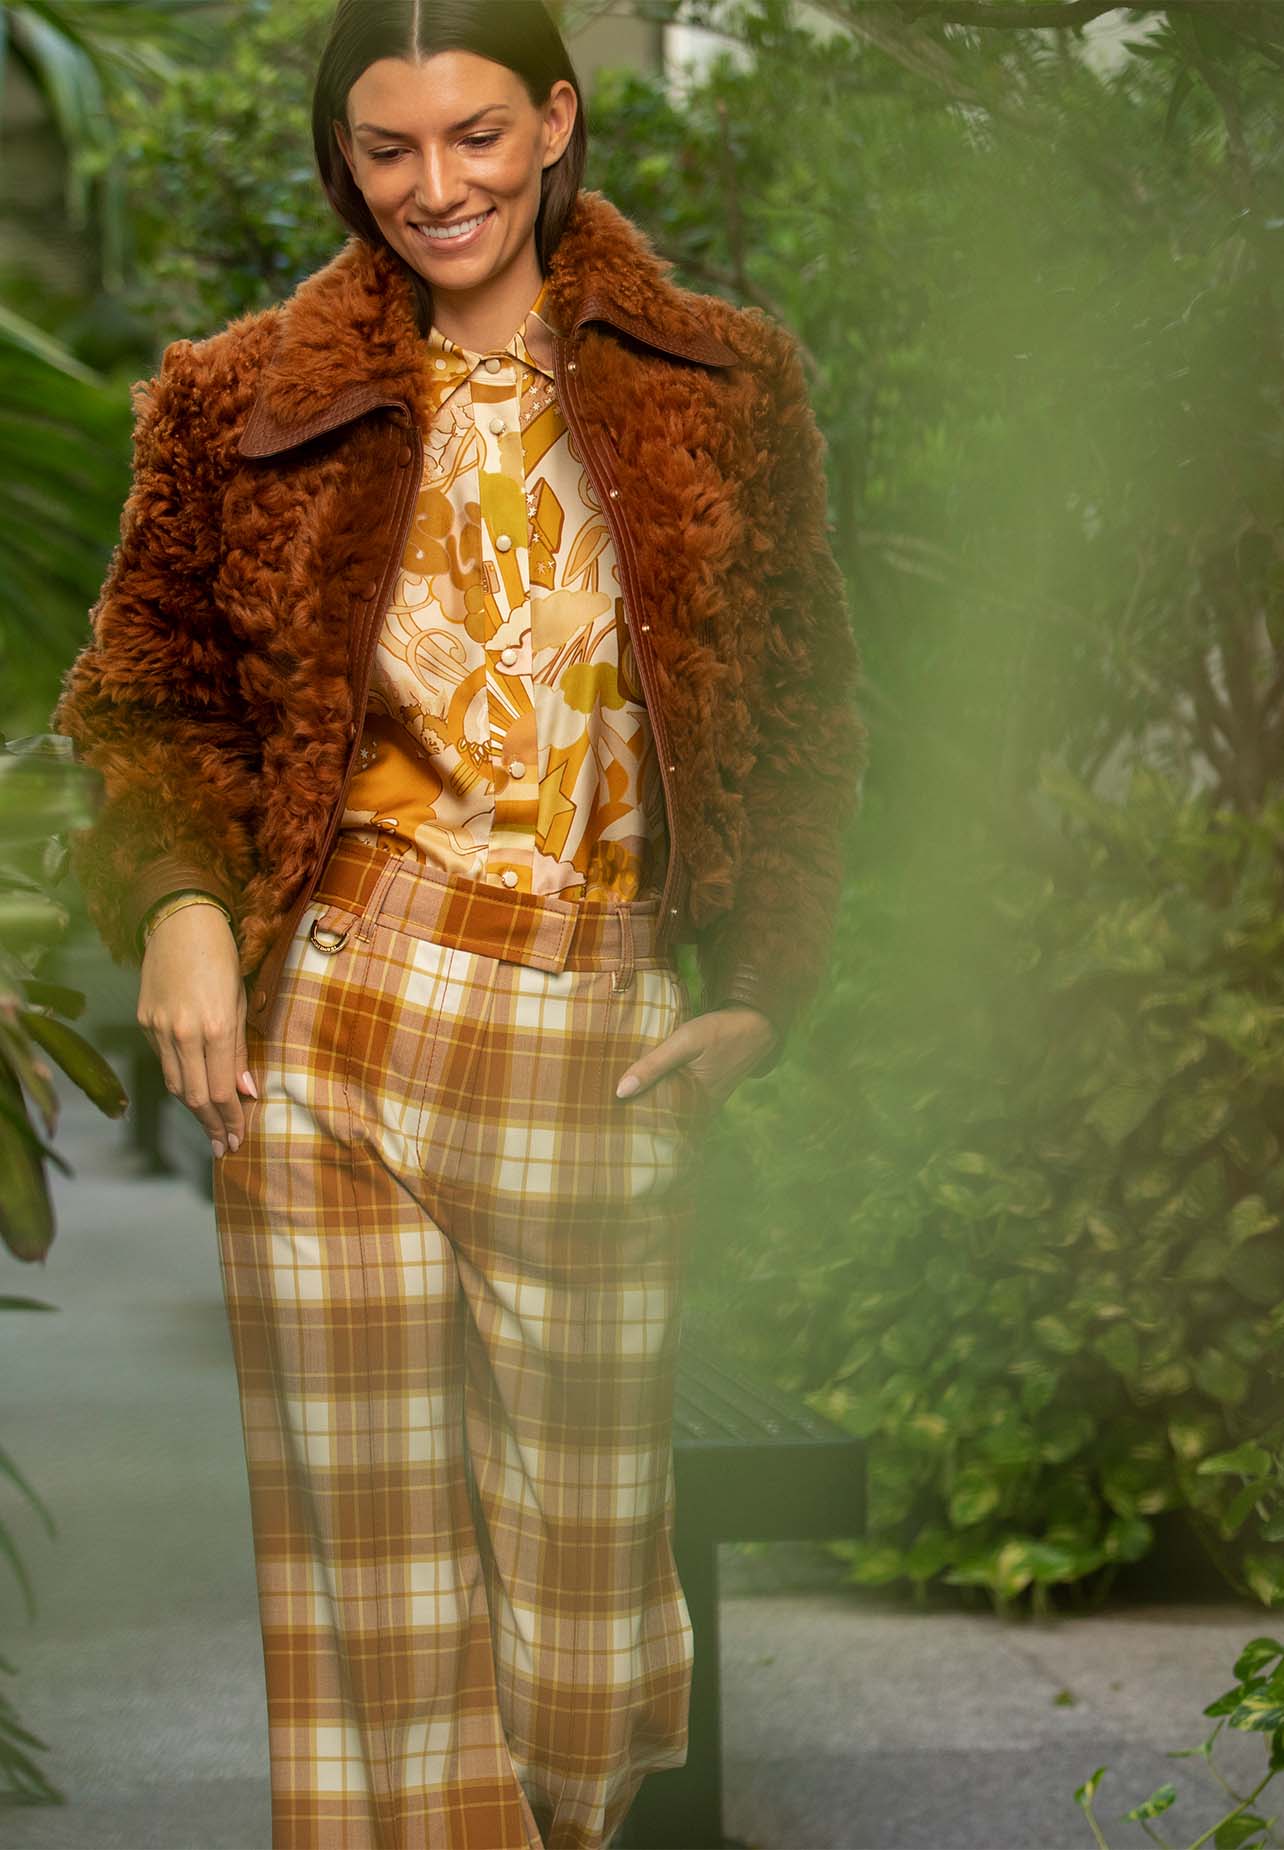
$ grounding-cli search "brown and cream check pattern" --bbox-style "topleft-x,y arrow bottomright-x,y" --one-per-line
213,836 -> 712,1848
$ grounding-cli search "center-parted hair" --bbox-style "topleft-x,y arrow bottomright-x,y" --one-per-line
312,0 -> 587,334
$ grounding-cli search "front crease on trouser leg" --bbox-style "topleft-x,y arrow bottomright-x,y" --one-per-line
212,889 -> 698,1850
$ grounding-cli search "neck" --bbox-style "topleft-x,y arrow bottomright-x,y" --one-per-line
427,237 -> 545,353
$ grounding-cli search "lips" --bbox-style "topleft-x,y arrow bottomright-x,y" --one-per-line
409,207 -> 495,250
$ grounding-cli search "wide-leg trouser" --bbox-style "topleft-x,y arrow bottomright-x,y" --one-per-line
212,838 -> 713,1850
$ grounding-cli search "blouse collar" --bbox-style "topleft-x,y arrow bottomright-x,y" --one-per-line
425,276 -> 557,387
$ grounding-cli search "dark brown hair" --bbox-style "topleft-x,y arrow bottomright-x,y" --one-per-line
312,0 -> 587,335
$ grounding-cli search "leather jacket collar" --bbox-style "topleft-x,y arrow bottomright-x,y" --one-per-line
238,187 -> 739,460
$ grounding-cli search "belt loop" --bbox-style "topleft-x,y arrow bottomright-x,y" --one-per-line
611,903 -> 635,992
355,848 -> 408,944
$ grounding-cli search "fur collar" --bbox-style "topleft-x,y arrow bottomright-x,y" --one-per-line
239,186 -> 738,458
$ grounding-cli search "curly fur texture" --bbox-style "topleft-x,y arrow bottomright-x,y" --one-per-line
50,187 -> 868,1066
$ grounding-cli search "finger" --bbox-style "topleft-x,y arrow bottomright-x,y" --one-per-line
155,1043 -> 186,1109
170,1025 -> 227,1151
615,1031 -> 699,1099
205,1026 -> 245,1150
234,1018 -> 256,1099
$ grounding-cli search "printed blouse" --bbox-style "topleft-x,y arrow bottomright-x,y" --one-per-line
337,277 -> 668,904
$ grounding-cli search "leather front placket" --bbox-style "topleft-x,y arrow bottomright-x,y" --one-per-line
550,326 -> 689,961
242,407 -> 424,1032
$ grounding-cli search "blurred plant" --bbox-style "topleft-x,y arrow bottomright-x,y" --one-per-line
0,731 -> 128,1259
0,728 -> 127,1806
0,316 -> 133,727
640,0 -> 1284,1609
693,757 -> 1284,1613
103,0 -> 337,340
1076,1633 -> 1284,1849
0,0 -> 220,295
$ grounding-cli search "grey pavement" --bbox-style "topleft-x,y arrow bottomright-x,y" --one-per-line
2,1068 -> 1274,1850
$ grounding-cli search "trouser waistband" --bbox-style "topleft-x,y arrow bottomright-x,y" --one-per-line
309,836 -> 674,984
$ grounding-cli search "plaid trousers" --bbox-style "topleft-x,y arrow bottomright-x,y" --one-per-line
212,837 -> 713,1850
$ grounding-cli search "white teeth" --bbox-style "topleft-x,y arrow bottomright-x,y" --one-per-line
415,210 -> 491,242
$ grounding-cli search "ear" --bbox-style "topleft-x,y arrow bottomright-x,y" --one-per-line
542,79 -> 577,168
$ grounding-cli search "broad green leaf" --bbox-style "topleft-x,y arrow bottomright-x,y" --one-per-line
19,1008 -> 128,1117
1197,1444 -> 1273,1481
948,1467 -> 1002,1528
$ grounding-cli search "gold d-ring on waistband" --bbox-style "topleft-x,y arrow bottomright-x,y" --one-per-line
309,917 -> 350,954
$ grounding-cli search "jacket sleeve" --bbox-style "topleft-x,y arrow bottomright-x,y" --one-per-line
697,320 -> 869,1077
48,338 -> 260,967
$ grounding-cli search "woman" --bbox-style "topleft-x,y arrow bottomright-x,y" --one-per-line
51,2 -> 867,1845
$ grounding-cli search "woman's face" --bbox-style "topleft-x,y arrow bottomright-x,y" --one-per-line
335,51 -> 576,293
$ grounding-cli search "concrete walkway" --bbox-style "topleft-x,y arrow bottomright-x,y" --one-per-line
2,1071 -> 1272,1850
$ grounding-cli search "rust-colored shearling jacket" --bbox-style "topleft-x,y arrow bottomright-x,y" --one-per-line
50,187 -> 868,1073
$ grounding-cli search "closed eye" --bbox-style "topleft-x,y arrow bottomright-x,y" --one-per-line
369,133 -> 502,162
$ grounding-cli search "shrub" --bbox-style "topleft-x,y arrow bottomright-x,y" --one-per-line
693,759 -> 1284,1611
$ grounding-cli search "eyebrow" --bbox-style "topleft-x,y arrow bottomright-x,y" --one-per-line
353,105 -> 511,137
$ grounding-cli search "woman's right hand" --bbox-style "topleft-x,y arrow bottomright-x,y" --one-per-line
136,903 -> 256,1156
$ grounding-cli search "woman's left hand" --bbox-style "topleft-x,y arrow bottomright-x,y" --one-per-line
614,1003 -> 779,1112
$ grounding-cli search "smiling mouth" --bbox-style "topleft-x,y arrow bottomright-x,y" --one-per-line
409,207 -> 495,246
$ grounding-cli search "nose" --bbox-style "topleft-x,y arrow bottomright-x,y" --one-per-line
413,145 -> 467,217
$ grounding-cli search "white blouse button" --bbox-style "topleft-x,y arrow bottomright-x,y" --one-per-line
500,868 -> 518,887
495,533 -> 513,552
507,758 -> 526,778
485,356 -> 502,372
489,415 -> 506,434
433,357 -> 446,370
500,645 -> 520,666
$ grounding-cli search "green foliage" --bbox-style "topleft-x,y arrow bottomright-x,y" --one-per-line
1,0 -> 218,290
0,732 -> 128,1266
0,729 -> 130,1807
591,0 -> 1284,839
693,758 -> 1284,1611
1075,1633 -> 1284,1848
103,0 -> 345,340
0,319 -> 134,727
625,0 -> 1284,1610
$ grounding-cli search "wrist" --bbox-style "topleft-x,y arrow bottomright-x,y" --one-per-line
713,1000 -> 778,1041
139,890 -> 233,954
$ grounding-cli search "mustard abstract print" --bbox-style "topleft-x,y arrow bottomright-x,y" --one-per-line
341,280 -> 668,904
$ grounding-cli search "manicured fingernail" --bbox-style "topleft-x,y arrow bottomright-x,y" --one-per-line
227,1133 -> 240,1154
240,1071 -> 258,1098
616,1075 -> 639,1098
211,1139 -> 225,1158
